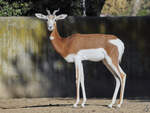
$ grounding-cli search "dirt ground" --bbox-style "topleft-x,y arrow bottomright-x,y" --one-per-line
0,98 -> 149,113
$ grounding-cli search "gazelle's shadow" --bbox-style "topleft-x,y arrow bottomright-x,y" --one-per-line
0,103 -> 108,109
22,103 -> 108,109
0,104 -> 72,109
22,104 -> 73,108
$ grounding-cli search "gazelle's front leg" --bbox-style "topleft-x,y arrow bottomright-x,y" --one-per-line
73,57 -> 81,107
79,61 -> 87,107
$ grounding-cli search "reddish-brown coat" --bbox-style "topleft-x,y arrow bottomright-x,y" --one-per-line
50,24 -> 118,59
50,24 -> 125,79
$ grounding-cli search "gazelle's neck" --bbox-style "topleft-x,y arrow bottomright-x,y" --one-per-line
50,23 -> 62,40
50,23 -> 65,57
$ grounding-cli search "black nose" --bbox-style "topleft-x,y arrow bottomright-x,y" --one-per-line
48,26 -> 52,29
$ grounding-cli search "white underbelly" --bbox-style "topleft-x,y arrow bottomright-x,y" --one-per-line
65,48 -> 106,63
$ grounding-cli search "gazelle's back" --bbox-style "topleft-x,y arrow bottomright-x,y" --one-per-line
64,33 -> 118,55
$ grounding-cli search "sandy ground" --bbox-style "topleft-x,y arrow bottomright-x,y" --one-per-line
0,98 -> 150,113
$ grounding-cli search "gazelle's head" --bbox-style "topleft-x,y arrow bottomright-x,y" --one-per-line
35,9 -> 67,31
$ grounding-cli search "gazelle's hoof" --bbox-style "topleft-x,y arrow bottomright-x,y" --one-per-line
81,103 -> 85,108
108,104 -> 113,108
73,104 -> 78,108
116,104 -> 121,108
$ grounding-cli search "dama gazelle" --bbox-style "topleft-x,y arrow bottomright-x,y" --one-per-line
35,9 -> 126,108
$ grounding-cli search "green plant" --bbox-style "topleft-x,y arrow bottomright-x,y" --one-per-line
0,0 -> 32,16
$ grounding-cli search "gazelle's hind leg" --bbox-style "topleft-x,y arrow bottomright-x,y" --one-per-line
103,59 -> 121,108
117,66 -> 126,108
103,56 -> 126,108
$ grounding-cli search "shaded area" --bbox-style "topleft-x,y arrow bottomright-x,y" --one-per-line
0,17 -> 76,98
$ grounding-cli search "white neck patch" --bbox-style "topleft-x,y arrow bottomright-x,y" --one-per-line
49,36 -> 54,40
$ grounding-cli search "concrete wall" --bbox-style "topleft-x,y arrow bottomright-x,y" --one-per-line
0,17 -> 49,98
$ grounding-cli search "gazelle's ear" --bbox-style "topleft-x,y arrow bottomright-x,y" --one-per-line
35,13 -> 48,20
55,14 -> 68,20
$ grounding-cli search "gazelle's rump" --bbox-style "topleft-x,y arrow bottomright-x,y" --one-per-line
109,39 -> 124,62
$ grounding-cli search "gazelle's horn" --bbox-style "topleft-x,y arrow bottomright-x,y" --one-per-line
46,10 -> 51,15
53,8 -> 60,15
